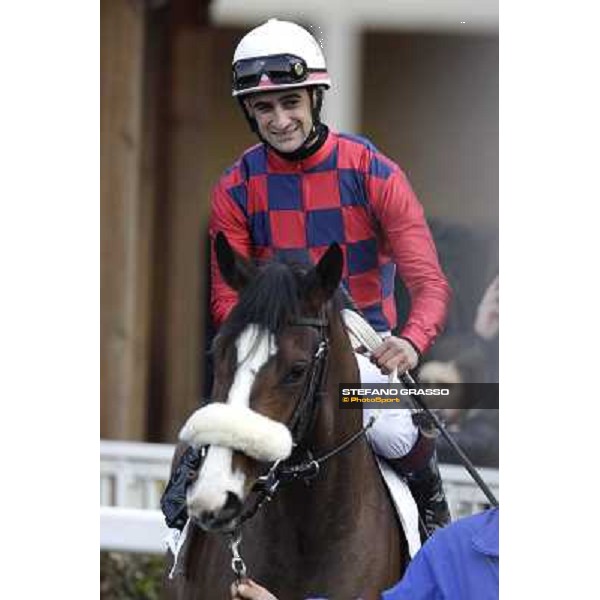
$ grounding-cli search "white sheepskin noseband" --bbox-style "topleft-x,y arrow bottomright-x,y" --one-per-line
179,402 -> 293,462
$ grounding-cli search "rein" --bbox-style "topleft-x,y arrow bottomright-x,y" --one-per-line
342,309 -> 499,508
238,415 -> 377,526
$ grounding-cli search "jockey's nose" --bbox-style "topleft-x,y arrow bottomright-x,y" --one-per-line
271,106 -> 293,130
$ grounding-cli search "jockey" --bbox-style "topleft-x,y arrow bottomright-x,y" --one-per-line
208,18 -> 452,537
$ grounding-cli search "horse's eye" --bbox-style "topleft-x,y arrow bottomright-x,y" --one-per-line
282,362 -> 308,385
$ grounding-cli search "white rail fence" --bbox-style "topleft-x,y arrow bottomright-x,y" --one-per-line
100,440 -> 499,554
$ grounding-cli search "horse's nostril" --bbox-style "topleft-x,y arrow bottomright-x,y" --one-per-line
195,492 -> 243,531
220,491 -> 242,520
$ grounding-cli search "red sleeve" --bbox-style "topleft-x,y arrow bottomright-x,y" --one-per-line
208,179 -> 251,328
370,166 -> 451,354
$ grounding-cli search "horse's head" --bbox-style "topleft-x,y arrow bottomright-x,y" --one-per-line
179,233 -> 344,531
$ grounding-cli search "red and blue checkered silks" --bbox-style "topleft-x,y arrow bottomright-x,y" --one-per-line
209,131 -> 450,354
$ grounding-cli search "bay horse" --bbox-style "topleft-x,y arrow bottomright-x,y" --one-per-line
164,233 -> 408,599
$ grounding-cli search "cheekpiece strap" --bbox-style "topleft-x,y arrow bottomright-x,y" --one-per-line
291,317 -> 328,328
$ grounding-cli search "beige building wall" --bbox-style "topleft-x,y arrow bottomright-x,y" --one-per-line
196,28 -> 255,213
362,32 -> 499,229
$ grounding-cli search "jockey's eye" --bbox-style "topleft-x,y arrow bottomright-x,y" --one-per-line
281,362 -> 308,385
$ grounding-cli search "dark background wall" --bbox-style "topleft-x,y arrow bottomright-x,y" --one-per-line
362,32 -> 498,229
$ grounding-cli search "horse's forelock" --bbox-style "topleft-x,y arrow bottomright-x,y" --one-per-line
218,261 -> 304,346
215,259 -> 347,365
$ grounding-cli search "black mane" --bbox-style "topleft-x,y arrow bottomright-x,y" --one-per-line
214,258 -> 352,357
219,260 -> 305,345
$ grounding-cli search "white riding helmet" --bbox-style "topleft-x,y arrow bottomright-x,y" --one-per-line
232,19 -> 331,97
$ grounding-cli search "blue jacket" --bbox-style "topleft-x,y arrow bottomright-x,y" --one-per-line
382,508 -> 499,600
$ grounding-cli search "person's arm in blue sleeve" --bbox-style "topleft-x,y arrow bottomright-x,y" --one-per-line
381,545 -> 442,600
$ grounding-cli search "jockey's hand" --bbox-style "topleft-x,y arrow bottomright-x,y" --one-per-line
231,578 -> 278,600
371,336 -> 418,375
474,275 -> 499,340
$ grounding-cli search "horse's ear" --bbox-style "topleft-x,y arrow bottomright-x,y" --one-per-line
304,242 -> 344,310
214,232 -> 256,291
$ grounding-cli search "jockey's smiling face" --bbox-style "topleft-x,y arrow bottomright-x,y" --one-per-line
245,88 -> 314,153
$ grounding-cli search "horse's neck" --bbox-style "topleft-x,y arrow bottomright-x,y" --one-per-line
241,316 -> 402,595
278,313 -> 383,532
318,310 -> 364,455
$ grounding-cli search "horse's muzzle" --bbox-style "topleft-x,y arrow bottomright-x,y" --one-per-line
192,491 -> 243,532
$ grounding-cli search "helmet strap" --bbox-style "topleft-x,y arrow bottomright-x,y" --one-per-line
311,87 -> 325,125
237,96 -> 260,134
270,122 -> 328,161
238,87 -> 328,161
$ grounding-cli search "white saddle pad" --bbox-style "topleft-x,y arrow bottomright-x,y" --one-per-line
374,455 -> 422,558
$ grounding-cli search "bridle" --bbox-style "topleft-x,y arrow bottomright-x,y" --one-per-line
285,313 -> 331,446
236,309 -> 376,522
225,308 -> 377,583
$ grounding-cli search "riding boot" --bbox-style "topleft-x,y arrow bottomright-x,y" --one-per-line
386,435 -> 451,542
405,453 -> 451,541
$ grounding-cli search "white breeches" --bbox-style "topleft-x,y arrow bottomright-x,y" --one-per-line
355,348 -> 419,460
